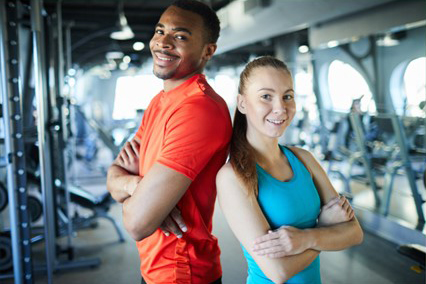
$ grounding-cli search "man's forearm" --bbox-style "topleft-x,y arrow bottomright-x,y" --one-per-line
106,164 -> 142,203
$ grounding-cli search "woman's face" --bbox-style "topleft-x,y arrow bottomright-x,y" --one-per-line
238,66 -> 296,140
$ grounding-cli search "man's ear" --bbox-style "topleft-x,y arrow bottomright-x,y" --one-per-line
237,94 -> 247,114
202,43 -> 217,61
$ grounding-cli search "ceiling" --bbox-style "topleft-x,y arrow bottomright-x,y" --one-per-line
20,0 -> 405,71
38,0 -> 232,70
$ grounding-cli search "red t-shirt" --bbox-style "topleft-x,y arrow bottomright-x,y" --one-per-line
134,74 -> 232,283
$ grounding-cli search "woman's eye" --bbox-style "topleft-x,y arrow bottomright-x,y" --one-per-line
261,94 -> 271,100
155,29 -> 164,35
284,94 -> 293,100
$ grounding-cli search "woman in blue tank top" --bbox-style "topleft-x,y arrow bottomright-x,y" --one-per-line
216,56 -> 363,283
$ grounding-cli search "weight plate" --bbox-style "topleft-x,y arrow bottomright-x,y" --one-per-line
0,183 -> 7,212
0,236 -> 12,272
28,196 -> 43,223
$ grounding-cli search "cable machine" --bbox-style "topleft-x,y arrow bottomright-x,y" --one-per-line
0,1 -> 123,283
0,0 -> 33,283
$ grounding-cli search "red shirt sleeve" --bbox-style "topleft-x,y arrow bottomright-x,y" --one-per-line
157,97 -> 230,180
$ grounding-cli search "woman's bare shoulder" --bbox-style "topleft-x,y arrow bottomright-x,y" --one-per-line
288,146 -> 316,161
216,162 -> 248,195
217,162 -> 237,183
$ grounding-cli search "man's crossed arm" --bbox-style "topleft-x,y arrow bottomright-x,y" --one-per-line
106,137 -> 188,240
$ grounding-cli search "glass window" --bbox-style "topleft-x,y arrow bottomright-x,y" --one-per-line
327,60 -> 376,113
295,70 -> 318,120
208,74 -> 238,109
403,57 -> 425,117
112,75 -> 162,120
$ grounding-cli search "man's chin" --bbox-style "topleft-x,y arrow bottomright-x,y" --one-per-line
153,69 -> 175,80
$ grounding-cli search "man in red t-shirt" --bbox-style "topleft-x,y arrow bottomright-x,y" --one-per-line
106,1 -> 232,283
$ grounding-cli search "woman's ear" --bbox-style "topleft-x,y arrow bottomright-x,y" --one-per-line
237,94 -> 247,114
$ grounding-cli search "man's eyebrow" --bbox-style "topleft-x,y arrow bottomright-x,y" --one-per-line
172,27 -> 192,35
154,23 -> 192,35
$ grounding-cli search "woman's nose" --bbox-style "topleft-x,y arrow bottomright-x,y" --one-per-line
273,100 -> 286,114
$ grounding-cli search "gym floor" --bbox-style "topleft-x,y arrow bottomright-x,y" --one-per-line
4,192 -> 425,283
2,148 -> 425,284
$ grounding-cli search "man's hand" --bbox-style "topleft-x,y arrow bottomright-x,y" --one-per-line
114,139 -> 140,175
159,207 -> 187,238
318,196 -> 354,227
252,226 -> 311,258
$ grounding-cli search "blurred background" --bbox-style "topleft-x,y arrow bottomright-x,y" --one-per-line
0,0 -> 425,283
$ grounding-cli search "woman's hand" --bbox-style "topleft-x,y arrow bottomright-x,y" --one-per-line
317,196 -> 354,227
252,226 -> 312,258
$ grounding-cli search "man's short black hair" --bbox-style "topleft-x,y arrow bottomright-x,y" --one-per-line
171,0 -> 220,43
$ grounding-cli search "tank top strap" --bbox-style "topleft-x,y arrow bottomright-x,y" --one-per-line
280,145 -> 313,178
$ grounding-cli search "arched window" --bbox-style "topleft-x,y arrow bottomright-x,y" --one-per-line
403,57 -> 425,117
327,60 -> 376,113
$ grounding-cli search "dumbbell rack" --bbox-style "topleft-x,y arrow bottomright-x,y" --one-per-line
0,0 -> 34,283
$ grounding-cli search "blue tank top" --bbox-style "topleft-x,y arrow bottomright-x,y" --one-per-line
242,145 -> 321,284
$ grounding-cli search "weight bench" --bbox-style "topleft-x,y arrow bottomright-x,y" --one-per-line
67,185 -> 126,243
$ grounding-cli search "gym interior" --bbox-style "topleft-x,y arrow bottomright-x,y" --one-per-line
0,0 -> 425,283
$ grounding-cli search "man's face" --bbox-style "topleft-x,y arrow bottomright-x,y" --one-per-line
149,6 -> 215,81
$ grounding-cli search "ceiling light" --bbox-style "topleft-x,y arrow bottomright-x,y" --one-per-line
111,26 -> 134,40
298,45 -> 309,53
327,40 -> 339,48
133,42 -> 145,51
105,60 -> 117,70
119,62 -> 129,71
376,33 -> 400,47
110,1 -> 134,40
106,51 -> 124,60
67,68 -> 76,76
123,55 -> 131,64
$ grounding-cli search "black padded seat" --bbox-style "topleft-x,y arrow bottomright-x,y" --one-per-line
68,185 -> 112,209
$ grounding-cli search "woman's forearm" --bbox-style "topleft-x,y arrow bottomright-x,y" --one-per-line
270,249 -> 319,283
306,218 -> 363,251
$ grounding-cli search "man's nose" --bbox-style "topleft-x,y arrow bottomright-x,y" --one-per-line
156,34 -> 173,49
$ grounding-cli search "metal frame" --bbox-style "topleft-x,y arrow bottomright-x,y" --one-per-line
30,1 -> 102,282
54,0 -> 74,260
349,113 -> 381,207
30,0 -> 57,282
380,113 -> 425,224
0,0 -> 33,283
350,112 -> 425,224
